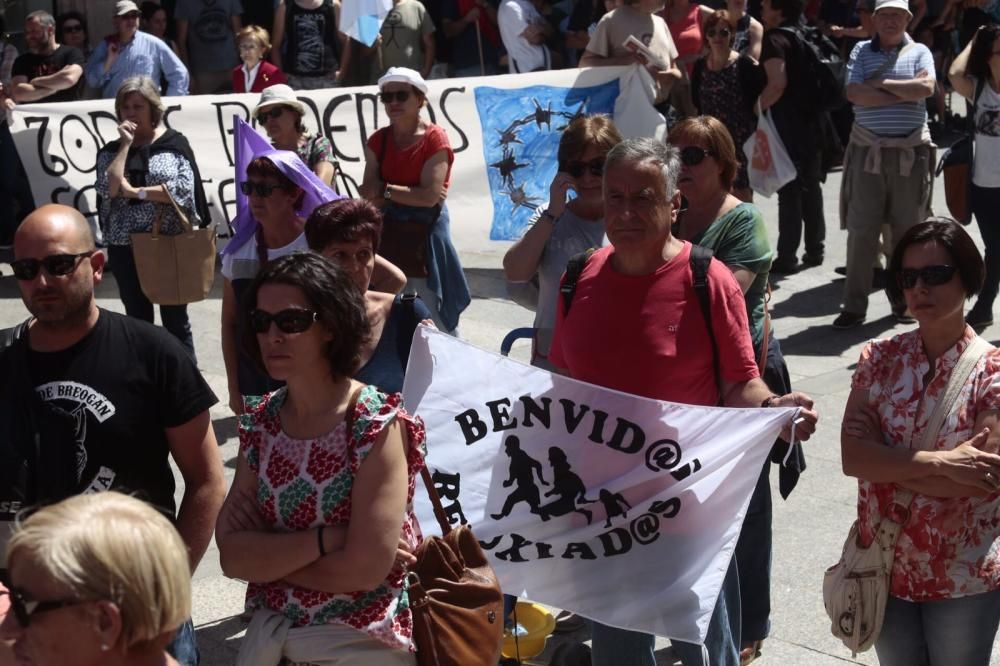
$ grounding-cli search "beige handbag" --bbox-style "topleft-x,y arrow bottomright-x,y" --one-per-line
130,184 -> 216,305
823,336 -> 992,656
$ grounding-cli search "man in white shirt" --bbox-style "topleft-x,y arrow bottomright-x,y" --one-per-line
498,0 -> 553,72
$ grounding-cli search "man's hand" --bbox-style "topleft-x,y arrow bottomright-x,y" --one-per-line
772,391 -> 818,442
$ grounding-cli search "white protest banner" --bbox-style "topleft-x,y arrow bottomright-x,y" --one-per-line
7,67 -> 648,254
403,327 -> 797,645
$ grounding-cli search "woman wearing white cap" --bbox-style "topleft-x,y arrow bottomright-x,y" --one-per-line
253,83 -> 337,188
360,67 -> 471,334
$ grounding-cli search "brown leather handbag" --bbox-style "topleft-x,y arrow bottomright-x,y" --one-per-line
408,466 -> 504,666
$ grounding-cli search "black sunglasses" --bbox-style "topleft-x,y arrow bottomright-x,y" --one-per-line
10,251 -> 95,281
255,107 -> 285,123
706,27 -> 732,38
896,265 -> 957,290
250,308 -> 319,334
239,181 -> 285,197
379,90 -> 411,104
3,587 -> 87,628
62,24 -> 84,33
680,146 -> 714,167
564,158 -> 604,178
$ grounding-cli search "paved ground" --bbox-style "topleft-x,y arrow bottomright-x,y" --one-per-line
2,163 -> 999,665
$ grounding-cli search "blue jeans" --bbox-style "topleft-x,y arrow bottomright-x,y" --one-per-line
107,244 -> 196,360
167,618 -> 200,666
875,590 -> 1000,666
590,557 -> 741,666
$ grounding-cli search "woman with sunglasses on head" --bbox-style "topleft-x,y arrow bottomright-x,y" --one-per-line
949,24 -> 1000,330
670,116 -> 793,665
361,67 -> 470,334
841,219 -> 1000,665
0,492 -> 192,666
253,84 -> 336,187
305,198 -> 432,394
502,114 -> 622,370
690,10 -> 765,203
95,75 -> 211,360
216,252 -> 425,665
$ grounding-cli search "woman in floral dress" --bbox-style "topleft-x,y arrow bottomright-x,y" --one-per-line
841,219 -> 1000,665
216,252 -> 424,665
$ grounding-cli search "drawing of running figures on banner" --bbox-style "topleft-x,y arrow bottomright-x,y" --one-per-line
475,81 -> 618,240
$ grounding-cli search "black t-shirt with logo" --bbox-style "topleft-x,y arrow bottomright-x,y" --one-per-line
25,309 -> 217,517
11,44 -> 85,103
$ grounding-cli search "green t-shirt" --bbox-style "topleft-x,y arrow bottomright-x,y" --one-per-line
377,0 -> 435,75
688,203 -> 772,354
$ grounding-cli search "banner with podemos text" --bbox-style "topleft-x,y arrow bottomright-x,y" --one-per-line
7,68 -> 642,254
403,328 -> 796,645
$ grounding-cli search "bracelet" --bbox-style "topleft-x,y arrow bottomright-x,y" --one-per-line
761,395 -> 780,408
317,525 -> 327,557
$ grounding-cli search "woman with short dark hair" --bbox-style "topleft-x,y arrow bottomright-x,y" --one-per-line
841,218 -> 1000,665
948,24 -> 1000,329
216,251 -> 424,665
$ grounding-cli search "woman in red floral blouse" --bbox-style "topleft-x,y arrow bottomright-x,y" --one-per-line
841,219 -> 1000,665
215,252 -> 424,665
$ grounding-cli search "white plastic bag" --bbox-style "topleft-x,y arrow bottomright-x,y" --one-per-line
613,64 -> 666,142
743,109 -> 796,198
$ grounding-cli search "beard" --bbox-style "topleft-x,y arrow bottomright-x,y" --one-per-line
25,282 -> 93,327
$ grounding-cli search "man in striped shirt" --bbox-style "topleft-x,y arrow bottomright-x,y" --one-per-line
834,0 -> 935,329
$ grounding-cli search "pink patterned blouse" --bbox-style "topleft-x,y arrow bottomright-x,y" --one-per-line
239,385 -> 426,650
851,327 -> 1000,601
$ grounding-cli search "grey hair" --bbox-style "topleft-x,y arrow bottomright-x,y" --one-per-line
26,11 -> 56,31
604,137 -> 681,199
114,76 -> 165,127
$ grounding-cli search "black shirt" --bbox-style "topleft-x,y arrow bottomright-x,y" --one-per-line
24,310 -> 217,517
760,25 -> 818,152
11,44 -> 85,103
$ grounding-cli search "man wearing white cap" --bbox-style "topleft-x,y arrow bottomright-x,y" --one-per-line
834,0 -> 935,329
84,0 -> 190,98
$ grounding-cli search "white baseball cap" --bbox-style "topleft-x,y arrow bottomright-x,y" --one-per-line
874,0 -> 912,15
115,1 -> 141,15
377,67 -> 429,95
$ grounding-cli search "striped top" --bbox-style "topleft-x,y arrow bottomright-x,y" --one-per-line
847,35 -> 934,137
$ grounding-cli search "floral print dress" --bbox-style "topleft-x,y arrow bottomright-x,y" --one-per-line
239,385 -> 426,650
851,327 -> 1000,601
697,58 -> 756,191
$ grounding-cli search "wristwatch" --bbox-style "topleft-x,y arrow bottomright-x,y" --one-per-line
383,185 -> 393,201
137,188 -> 148,201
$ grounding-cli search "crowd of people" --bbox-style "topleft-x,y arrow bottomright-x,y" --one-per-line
0,0 -> 998,663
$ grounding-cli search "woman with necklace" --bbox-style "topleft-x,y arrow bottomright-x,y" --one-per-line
361,67 -> 470,334
690,9 -> 765,202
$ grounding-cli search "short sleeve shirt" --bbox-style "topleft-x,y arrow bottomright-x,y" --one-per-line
174,0 -> 244,71
297,133 -> 335,172
368,124 -> 454,187
240,385 -> 426,648
847,36 -> 935,136
25,310 -> 218,518
11,45 -> 84,102
586,6 -> 677,101
498,0 -> 550,72
549,243 -> 759,405
379,0 -> 435,73
850,328 -> 1000,601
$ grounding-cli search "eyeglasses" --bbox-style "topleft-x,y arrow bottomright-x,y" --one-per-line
250,308 -> 319,334
2,587 -> 88,628
10,251 -> 95,281
62,24 -> 83,33
239,181 -> 285,197
679,146 -> 714,167
706,27 -> 732,38
378,90 -> 411,104
239,43 -> 260,51
564,158 -> 604,178
255,107 -> 285,123
896,265 -> 957,290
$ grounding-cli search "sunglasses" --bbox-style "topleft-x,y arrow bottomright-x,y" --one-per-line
2,587 -> 88,628
10,251 -> 95,281
706,27 -> 732,38
62,24 -> 83,33
680,146 -> 714,167
255,107 -> 285,123
379,90 -> 411,104
564,158 -> 604,178
239,181 -> 285,197
896,265 -> 957,290
250,308 -> 319,334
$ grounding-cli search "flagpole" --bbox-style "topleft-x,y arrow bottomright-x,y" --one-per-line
475,19 -> 485,76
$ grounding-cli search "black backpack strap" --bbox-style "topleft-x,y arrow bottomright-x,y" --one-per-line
0,320 -> 29,352
560,248 -> 596,315
690,245 -> 722,404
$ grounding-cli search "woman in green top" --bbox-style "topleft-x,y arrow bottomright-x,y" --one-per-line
670,115 -> 800,666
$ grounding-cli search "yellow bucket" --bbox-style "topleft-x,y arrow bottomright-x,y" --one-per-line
501,601 -> 557,659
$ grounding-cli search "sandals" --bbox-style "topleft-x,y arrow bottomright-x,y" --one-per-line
739,640 -> 763,666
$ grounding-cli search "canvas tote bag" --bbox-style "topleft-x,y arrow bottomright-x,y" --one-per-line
130,184 -> 216,305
